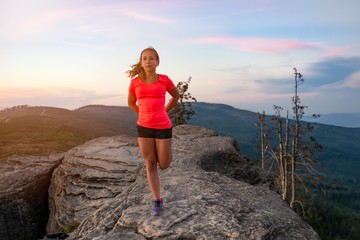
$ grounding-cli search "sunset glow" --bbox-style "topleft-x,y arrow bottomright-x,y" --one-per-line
1,0 -> 359,114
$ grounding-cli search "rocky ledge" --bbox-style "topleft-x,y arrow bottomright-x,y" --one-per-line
46,125 -> 319,240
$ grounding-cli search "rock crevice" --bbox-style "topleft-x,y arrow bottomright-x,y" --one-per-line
0,154 -> 63,240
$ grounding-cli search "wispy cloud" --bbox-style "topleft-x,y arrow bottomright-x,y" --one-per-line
307,56 -> 360,88
222,56 -> 360,99
125,11 -> 172,23
190,36 -> 324,54
342,72 -> 360,88
238,56 -> 360,94
6,6 -> 87,39
0,87 -> 123,110
2,2 -> 173,40
319,71 -> 360,90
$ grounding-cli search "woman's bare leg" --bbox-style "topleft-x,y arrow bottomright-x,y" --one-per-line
138,137 -> 160,199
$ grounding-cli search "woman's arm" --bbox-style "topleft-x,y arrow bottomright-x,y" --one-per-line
165,87 -> 180,112
128,93 -> 139,113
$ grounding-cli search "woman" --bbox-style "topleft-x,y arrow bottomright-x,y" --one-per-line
127,47 -> 179,216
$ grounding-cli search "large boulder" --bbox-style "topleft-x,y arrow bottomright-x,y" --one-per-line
46,135 -> 143,234
0,154 -> 63,240
47,125 -> 320,239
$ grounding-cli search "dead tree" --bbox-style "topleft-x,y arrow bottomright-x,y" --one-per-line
258,68 -> 322,210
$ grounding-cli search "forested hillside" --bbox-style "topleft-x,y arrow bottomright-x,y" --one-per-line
189,102 -> 360,182
0,105 -> 136,157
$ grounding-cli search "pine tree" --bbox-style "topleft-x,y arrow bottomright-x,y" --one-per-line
168,77 -> 197,126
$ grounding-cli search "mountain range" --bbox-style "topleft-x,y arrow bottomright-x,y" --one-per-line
302,112 -> 360,128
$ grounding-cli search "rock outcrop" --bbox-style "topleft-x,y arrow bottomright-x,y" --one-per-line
47,125 -> 320,239
46,135 -> 143,234
0,154 -> 63,240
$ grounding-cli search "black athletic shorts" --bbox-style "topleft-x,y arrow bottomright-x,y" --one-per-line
137,125 -> 172,139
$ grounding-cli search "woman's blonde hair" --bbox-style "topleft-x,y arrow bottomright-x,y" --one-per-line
127,47 -> 160,80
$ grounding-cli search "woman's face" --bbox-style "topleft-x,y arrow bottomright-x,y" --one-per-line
141,50 -> 159,72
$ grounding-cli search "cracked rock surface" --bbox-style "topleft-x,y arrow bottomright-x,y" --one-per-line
47,125 -> 320,240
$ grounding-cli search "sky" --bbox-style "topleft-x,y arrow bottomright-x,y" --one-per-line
1,0 -> 360,115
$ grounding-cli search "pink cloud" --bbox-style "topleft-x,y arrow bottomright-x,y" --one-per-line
0,86 -> 101,101
0,87 -> 49,99
191,36 -> 324,54
24,8 -> 85,35
125,11 -> 171,23
10,3 -> 173,39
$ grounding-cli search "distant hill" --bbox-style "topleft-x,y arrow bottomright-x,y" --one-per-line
0,105 -> 137,157
187,102 -> 260,158
303,112 -> 360,128
75,105 -> 137,136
